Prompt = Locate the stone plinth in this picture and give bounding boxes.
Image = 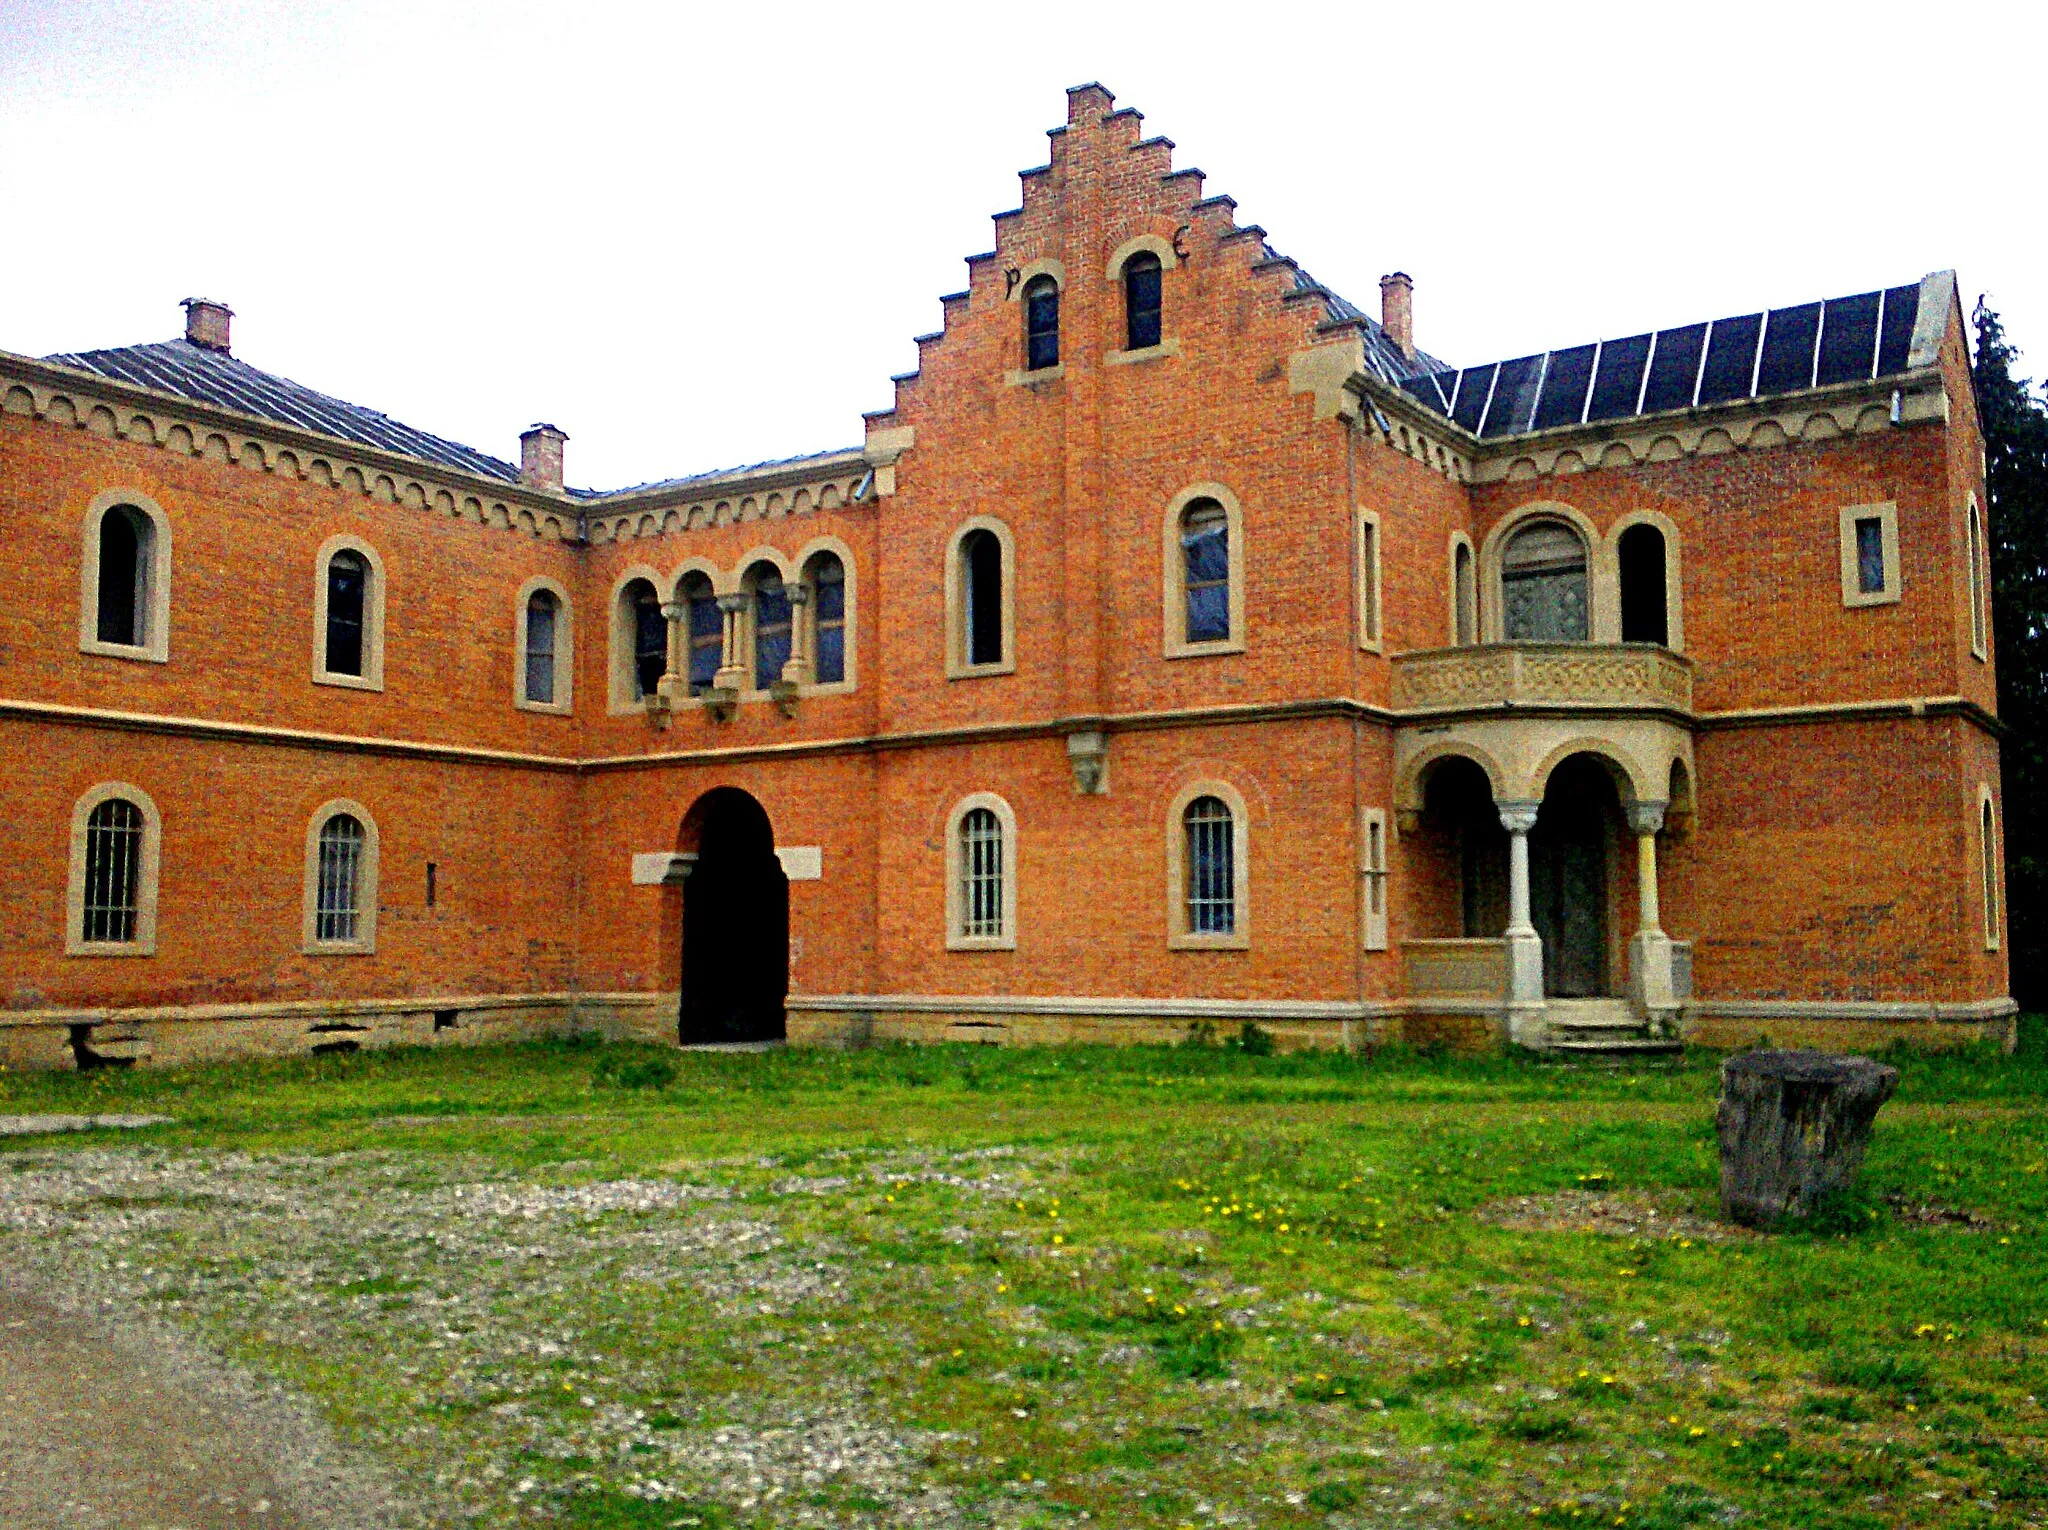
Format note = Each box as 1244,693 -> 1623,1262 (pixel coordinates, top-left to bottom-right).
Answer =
1717,1049 -> 1899,1228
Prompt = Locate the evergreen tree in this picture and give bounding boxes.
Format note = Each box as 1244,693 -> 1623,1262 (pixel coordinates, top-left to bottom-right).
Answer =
1974,301 -> 2048,1009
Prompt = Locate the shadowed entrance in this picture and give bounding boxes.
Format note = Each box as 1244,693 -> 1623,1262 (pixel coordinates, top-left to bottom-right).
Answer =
1531,755 -> 1619,998
678,788 -> 788,1045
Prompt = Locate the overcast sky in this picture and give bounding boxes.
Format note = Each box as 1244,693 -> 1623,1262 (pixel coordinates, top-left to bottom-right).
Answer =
3,1 -> 2041,491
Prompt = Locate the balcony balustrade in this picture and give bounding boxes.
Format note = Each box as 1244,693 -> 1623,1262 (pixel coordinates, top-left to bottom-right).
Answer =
1390,642 -> 1693,716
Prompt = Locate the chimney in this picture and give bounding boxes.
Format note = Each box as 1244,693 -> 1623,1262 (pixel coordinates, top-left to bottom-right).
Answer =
1379,272 -> 1414,360
182,297 -> 233,353
520,423 -> 568,493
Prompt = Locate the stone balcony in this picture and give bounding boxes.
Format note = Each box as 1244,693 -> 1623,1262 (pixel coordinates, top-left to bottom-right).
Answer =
1390,642 -> 1693,717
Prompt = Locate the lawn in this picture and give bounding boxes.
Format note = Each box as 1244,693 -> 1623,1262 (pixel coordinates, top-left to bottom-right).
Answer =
2,1025 -> 2046,1529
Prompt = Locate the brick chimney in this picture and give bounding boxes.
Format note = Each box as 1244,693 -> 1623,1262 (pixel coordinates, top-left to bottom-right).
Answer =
520,423 -> 567,493
1379,272 -> 1414,360
182,298 -> 233,353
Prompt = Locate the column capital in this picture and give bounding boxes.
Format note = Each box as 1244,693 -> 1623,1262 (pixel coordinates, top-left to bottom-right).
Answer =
716,593 -> 749,615
1497,800 -> 1541,834
1626,800 -> 1668,836
659,601 -> 686,623
785,583 -> 811,607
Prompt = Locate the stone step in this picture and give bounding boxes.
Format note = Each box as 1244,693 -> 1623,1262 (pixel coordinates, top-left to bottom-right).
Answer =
1549,1036 -> 1686,1056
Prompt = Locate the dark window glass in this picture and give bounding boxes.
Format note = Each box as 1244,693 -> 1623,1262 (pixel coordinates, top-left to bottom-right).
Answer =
1618,524 -> 1669,644
1695,314 -> 1763,405
1181,500 -> 1230,643
1450,364 -> 1497,433
1531,345 -> 1597,431
1481,355 -> 1544,437
810,557 -> 846,685
1184,796 -> 1235,935
629,580 -> 666,698
524,590 -> 557,704
1454,542 -> 1476,645
1756,303 -> 1823,396
1501,521 -> 1589,642
1876,284 -> 1920,377
753,571 -> 791,690
1584,334 -> 1653,422
1124,253 -> 1163,351
684,577 -> 722,692
1856,517 -> 1886,594
81,797 -> 143,943
96,506 -> 145,646
1024,276 -> 1060,371
1640,324 -> 1707,413
325,550 -> 367,677
1815,291 -> 1882,386
963,530 -> 1003,665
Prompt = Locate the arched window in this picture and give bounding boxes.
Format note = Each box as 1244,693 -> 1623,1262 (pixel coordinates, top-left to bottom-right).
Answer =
806,553 -> 847,685
960,808 -> 1004,937
945,793 -> 1018,950
1982,792 -> 2002,950
681,573 -> 722,694
1969,497 -> 1988,660
1124,252 -> 1163,351
1181,499 -> 1231,644
1024,276 -> 1060,371
66,783 -> 161,955
523,589 -> 559,705
1501,520 -> 1589,642
626,578 -> 667,699
95,505 -> 150,647
1617,523 -> 1669,645
1453,538 -> 1477,645
963,529 -> 1004,667
749,564 -> 792,690
304,800 -> 378,953
324,550 -> 368,676
1183,796 -> 1236,935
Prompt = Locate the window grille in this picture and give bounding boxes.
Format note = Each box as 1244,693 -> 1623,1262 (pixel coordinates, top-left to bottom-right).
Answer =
1181,500 -> 1231,643
1855,516 -> 1886,596
753,573 -> 792,689
96,506 -> 147,646
810,557 -> 846,684
315,813 -> 365,943
959,807 -> 1005,938
325,550 -> 368,676
1024,276 -> 1060,371
524,589 -> 558,704
629,582 -> 666,698
963,530 -> 1003,665
1124,253 -> 1163,351
81,797 -> 143,943
1502,521 -> 1589,642
1183,795 -> 1235,935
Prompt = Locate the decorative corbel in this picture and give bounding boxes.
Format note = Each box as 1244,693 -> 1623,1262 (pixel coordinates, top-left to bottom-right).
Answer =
862,425 -> 916,498
1065,730 -> 1110,795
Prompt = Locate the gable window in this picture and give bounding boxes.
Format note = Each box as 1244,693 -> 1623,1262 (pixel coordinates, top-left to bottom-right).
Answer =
66,783 -> 162,956
681,573 -> 722,693
313,536 -> 386,689
304,800 -> 378,954
1124,252 -> 1163,351
1501,520 -> 1589,642
1452,537 -> 1477,645
1024,276 -> 1060,371
945,793 -> 1018,950
749,564 -> 792,690
522,589 -> 559,705
807,553 -> 847,685
1618,523 -> 1669,645
80,492 -> 172,663
1183,500 -> 1231,643
1838,501 -> 1901,607
1968,496 -> 1988,660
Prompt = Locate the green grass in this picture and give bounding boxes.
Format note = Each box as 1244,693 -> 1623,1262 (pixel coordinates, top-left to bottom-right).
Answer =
4,1023 -> 2048,1526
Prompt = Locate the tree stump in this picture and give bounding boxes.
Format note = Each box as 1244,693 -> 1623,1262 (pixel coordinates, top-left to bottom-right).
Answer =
1717,1050 -> 1899,1229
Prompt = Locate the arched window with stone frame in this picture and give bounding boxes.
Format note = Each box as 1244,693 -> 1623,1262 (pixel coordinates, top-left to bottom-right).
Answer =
303,799 -> 379,955
746,561 -> 793,691
803,550 -> 848,687
515,576 -> 573,713
1166,781 -> 1250,949
944,793 -> 1018,951
1123,251 -> 1163,352
66,782 -> 162,956
312,535 -> 387,690
79,491 -> 173,664
1023,276 -> 1060,371
1501,519 -> 1590,642
679,572 -> 722,695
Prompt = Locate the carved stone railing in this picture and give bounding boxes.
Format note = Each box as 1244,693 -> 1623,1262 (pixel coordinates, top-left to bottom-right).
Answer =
1391,643 -> 1693,716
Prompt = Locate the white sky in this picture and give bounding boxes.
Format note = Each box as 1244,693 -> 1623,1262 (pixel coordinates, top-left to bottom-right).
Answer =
3,0 -> 2042,492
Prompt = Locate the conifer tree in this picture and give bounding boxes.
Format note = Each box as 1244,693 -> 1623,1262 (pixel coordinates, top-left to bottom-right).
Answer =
1973,301 -> 2048,1009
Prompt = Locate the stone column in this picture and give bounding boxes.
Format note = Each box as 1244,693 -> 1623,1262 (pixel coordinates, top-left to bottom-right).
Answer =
1626,800 -> 1679,1036
714,593 -> 749,693
780,583 -> 812,687
655,600 -> 688,704
1497,800 -> 1546,1046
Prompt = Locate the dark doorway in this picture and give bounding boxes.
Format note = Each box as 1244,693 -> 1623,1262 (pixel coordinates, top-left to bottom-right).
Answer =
679,788 -> 788,1044
1618,523 -> 1669,644
1530,757 -> 1616,996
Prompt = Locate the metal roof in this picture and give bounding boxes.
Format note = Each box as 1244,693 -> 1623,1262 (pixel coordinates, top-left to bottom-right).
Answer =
42,337 -> 524,484
1268,247 -> 1456,385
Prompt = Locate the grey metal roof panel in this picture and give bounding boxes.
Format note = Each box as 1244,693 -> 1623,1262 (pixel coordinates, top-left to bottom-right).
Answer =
41,337 -> 523,484
590,447 -> 867,503
1257,242 -> 1453,385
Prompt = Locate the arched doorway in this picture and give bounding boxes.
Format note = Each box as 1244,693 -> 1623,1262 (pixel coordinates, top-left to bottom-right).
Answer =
677,787 -> 788,1044
1530,756 -> 1621,997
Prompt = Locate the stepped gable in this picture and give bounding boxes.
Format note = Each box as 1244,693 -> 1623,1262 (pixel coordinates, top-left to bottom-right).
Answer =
866,82 -> 1451,424
1398,276 -> 1947,440
45,334 -> 522,484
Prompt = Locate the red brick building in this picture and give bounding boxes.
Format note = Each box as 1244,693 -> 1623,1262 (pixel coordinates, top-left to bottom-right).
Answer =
0,86 -> 2012,1068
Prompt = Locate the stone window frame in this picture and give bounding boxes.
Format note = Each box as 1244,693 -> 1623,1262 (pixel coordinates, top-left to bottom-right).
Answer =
513,574 -> 574,715
64,781 -> 162,958
1477,502 -> 1604,643
1361,806 -> 1389,952
302,797 -> 379,956
1601,509 -> 1685,652
945,515 -> 1017,679
1838,501 -> 1901,608
1355,509 -> 1384,652
77,489 -> 173,664
1165,779 -> 1250,951
1448,532 -> 1478,646
1967,493 -> 1988,661
794,536 -> 859,695
1161,482 -> 1248,660
735,548 -> 800,700
1104,235 -> 1183,366
606,563 -> 671,714
1980,784 -> 2002,952
1003,257 -> 1066,386
944,791 -> 1019,951
311,533 -> 387,691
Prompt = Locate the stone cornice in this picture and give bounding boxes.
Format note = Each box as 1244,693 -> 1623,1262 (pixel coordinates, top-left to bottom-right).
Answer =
0,350 -> 582,544
584,449 -> 875,546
